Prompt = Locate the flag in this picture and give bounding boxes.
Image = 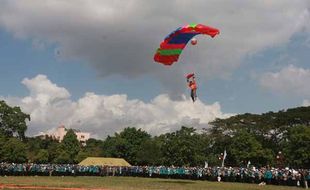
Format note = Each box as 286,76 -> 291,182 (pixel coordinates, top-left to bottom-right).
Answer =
204,161 -> 208,168
221,149 -> 227,167
223,150 -> 227,160
247,160 -> 251,168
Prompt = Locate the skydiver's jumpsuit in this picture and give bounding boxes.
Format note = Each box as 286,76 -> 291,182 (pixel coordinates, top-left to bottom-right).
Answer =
188,79 -> 197,102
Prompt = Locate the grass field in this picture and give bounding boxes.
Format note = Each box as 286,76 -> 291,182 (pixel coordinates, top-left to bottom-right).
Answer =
0,176 -> 301,190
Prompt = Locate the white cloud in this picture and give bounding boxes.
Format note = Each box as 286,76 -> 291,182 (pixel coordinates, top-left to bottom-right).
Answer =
3,75 -> 233,138
0,0 -> 309,96
260,65 -> 310,98
22,74 -> 70,101
302,99 -> 310,106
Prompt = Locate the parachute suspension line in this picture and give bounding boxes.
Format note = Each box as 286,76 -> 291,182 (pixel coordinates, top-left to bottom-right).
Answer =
187,38 -> 196,77
153,23 -> 220,102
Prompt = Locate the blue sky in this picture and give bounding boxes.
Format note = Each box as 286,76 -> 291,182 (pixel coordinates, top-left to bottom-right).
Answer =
0,29 -> 162,101
0,1 -> 310,137
1,29 -> 309,113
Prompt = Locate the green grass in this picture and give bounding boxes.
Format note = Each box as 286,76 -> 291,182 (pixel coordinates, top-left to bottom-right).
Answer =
0,176 -> 301,190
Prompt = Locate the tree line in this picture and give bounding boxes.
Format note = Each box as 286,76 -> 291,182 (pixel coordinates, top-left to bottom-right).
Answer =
0,100 -> 309,168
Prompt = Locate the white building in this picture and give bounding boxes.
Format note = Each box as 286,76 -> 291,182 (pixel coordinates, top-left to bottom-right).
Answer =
47,125 -> 90,145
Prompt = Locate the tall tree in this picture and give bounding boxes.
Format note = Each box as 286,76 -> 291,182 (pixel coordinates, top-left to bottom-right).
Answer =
55,129 -> 81,163
26,136 -> 60,163
0,137 -> 27,163
33,149 -> 49,164
282,125 -> 310,168
136,138 -> 163,165
0,100 -> 30,139
75,138 -> 105,163
228,130 -> 274,166
83,138 -> 104,156
102,127 -> 151,165
160,126 -> 208,167
0,133 -> 7,160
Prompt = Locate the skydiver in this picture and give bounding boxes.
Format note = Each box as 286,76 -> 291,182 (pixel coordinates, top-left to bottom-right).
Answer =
187,74 -> 197,102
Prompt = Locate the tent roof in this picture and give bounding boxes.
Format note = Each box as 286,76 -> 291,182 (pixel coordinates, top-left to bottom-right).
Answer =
78,157 -> 131,167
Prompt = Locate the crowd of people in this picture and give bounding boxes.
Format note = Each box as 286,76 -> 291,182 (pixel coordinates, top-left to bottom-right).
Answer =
0,163 -> 309,188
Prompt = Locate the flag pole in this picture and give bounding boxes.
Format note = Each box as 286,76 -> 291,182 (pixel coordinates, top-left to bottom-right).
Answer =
221,149 -> 227,168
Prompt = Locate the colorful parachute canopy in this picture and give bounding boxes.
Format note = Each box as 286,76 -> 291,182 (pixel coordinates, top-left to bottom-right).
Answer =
154,23 -> 220,65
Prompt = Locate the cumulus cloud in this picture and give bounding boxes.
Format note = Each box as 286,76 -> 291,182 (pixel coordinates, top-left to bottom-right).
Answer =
2,75 -> 233,138
0,0 -> 310,96
260,65 -> 310,98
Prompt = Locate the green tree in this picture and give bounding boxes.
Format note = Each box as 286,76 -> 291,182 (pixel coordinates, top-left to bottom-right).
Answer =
33,149 -> 49,164
54,150 -> 71,164
102,135 -> 126,158
282,125 -> 310,168
1,137 -> 27,163
136,138 -> 162,165
25,136 -> 60,163
207,106 -> 310,167
75,150 -> 90,163
160,126 -> 208,167
59,129 -> 81,163
0,100 -> 30,139
102,127 -> 151,165
0,133 -> 7,161
228,130 -> 274,166
26,136 -> 44,162
49,142 -> 62,163
205,127 -> 232,166
73,138 -> 105,163
83,138 -> 104,156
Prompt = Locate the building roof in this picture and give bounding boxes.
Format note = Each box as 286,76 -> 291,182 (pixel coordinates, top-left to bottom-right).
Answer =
78,157 -> 131,167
